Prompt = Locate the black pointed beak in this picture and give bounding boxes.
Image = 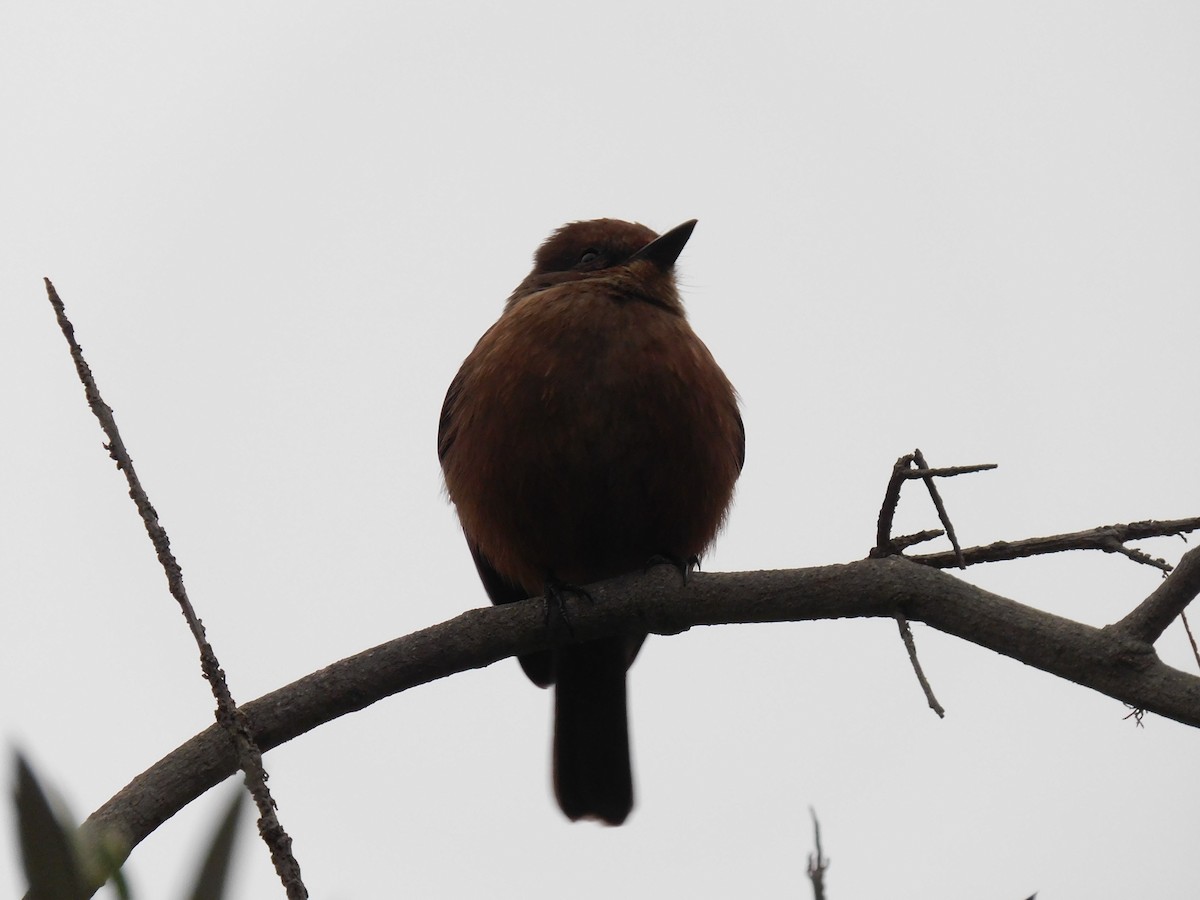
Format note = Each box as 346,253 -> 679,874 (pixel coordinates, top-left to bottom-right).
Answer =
629,219 -> 697,270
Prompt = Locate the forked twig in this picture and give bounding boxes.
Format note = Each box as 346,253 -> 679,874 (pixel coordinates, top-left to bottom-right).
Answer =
872,450 -> 989,717
44,279 -> 307,900
873,450 -> 996,566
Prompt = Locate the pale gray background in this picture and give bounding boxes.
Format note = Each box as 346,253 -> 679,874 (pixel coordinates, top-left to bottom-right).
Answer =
3,3 -> 1198,897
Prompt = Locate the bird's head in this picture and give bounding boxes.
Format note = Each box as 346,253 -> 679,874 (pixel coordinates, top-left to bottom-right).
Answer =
507,218 -> 697,314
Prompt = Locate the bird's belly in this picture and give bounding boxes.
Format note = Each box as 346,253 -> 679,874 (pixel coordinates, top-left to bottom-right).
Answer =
465,365 -> 723,590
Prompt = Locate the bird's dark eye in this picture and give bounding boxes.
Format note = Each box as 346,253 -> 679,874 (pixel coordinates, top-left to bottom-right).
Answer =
579,248 -> 600,266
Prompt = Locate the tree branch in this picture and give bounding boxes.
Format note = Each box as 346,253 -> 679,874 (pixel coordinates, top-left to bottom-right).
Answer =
909,518 -> 1200,569
1114,546 -> 1200,643
79,556 -> 1200,892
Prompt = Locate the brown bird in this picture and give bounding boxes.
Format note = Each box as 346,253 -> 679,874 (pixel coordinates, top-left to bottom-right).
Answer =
438,218 -> 743,825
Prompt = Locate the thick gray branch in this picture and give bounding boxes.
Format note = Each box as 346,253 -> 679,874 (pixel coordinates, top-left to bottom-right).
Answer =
80,558 -> 1200,886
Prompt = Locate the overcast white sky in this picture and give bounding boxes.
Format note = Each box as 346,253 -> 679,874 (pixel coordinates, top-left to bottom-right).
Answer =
3,3 -> 1199,897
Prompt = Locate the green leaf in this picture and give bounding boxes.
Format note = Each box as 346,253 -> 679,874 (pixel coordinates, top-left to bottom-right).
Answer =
185,788 -> 246,900
14,752 -> 88,900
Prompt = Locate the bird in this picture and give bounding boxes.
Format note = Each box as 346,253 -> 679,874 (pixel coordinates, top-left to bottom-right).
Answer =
438,217 -> 743,825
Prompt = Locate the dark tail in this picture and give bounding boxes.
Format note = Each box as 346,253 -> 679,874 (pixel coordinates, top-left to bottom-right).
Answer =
552,637 -> 634,825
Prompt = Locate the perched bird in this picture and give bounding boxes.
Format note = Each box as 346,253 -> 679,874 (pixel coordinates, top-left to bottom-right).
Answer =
438,218 -> 743,825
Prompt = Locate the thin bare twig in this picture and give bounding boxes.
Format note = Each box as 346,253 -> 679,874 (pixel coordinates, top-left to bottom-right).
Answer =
1181,612 -> 1200,671
44,279 -> 307,900
900,464 -> 999,479
896,613 -> 945,718
1108,543 -> 1172,572
891,529 -> 945,551
807,807 -> 828,900
910,518 -> 1200,570
874,453 -> 915,553
912,449 -> 968,569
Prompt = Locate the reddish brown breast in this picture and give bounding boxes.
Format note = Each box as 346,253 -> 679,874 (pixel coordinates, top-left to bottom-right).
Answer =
441,278 -> 742,593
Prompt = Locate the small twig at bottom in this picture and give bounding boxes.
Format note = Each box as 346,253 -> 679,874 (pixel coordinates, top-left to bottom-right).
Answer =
896,613 -> 945,718
807,807 -> 829,900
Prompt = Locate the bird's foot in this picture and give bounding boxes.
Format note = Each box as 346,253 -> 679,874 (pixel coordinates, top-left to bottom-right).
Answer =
642,553 -> 699,584
542,575 -> 594,639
